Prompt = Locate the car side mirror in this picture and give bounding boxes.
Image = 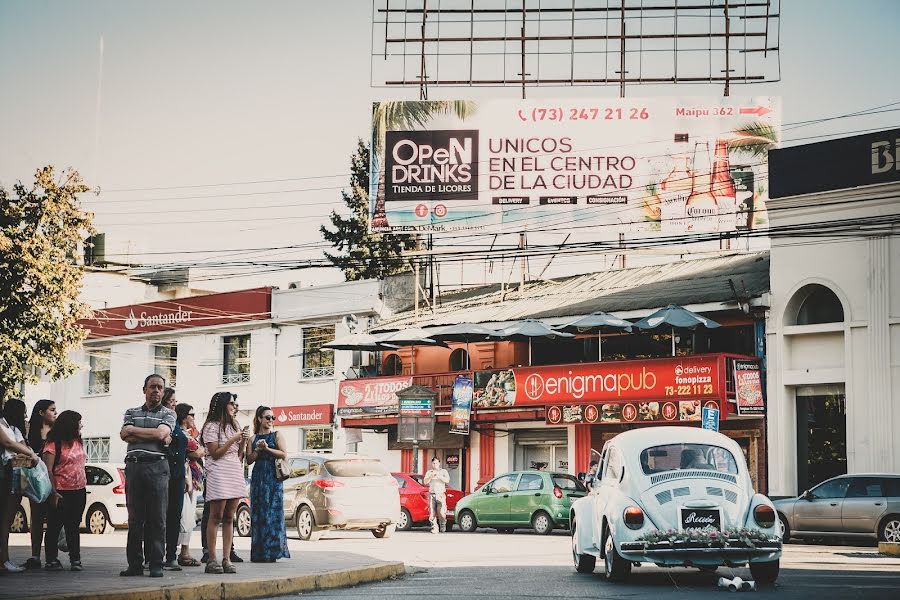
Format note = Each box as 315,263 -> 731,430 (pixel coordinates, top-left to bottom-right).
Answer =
801,490 -> 811,500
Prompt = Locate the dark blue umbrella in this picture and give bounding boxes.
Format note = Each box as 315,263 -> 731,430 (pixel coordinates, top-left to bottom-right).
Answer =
489,320 -> 574,364
633,304 -> 721,356
553,312 -> 633,361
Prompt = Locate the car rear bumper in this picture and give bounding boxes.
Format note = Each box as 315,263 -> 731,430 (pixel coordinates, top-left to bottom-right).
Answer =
619,542 -> 781,566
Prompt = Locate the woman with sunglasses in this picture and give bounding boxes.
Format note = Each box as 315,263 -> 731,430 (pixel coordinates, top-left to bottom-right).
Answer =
245,407 -> 289,563
200,392 -> 249,574
174,403 -> 204,567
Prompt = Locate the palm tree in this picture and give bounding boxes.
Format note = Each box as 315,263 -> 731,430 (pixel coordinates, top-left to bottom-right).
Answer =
370,100 -> 478,230
728,121 -> 779,162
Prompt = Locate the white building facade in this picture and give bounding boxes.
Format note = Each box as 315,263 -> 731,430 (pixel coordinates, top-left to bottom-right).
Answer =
766,128 -> 900,496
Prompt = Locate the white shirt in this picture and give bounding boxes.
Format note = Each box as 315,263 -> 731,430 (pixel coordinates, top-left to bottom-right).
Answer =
0,418 -> 25,464
424,468 -> 450,496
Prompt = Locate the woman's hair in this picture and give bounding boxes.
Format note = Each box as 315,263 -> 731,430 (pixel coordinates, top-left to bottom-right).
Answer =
27,399 -> 55,449
200,391 -> 238,442
253,405 -> 272,434
47,410 -> 82,445
162,387 -> 176,406
175,403 -> 193,426
2,398 -> 28,440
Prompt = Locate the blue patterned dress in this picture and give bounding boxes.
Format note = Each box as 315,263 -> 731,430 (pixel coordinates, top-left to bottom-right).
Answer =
250,432 -> 290,561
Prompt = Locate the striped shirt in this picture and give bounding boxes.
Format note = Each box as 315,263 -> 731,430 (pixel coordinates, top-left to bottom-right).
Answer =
122,403 -> 176,459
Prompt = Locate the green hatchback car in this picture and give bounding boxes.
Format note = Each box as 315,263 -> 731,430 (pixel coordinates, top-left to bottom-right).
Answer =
455,471 -> 587,535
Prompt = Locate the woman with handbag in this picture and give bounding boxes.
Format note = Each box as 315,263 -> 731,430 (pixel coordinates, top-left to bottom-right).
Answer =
246,406 -> 289,563
42,410 -> 87,572
21,399 -> 57,570
0,399 -> 39,575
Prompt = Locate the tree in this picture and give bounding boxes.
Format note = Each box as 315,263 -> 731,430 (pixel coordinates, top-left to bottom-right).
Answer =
320,140 -> 417,281
0,166 -> 95,402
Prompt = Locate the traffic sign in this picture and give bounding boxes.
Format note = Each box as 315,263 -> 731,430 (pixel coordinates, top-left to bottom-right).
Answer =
701,406 -> 720,432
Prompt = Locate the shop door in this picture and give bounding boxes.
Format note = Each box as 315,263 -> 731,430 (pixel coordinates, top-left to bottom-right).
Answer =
796,390 -> 847,493
508,473 -> 546,526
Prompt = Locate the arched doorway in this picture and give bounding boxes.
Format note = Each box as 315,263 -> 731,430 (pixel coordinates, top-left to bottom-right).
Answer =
383,353 -> 403,376
449,348 -> 470,371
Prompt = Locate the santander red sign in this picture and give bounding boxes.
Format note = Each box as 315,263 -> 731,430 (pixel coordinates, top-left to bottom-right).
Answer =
274,404 -> 333,427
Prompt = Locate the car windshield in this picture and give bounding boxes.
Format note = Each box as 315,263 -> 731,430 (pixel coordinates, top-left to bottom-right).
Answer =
325,459 -> 389,477
409,474 -> 424,485
639,443 -> 739,475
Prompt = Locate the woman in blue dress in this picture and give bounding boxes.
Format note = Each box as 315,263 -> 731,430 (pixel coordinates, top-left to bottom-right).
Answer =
246,406 -> 290,563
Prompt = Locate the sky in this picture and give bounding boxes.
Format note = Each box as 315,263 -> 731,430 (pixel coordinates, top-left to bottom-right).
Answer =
1,0 -> 899,294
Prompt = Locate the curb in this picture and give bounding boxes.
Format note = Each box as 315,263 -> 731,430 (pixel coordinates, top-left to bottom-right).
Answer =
19,562 -> 406,600
879,542 -> 900,557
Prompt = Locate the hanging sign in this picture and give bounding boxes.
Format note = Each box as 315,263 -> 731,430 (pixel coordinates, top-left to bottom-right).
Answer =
734,359 -> 765,415
337,376 -> 413,416
701,406 -> 720,431
449,375 -> 474,435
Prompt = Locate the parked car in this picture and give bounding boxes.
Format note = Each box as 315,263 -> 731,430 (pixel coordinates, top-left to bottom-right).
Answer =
774,474 -> 900,543
570,427 -> 782,584
283,454 -> 399,541
12,463 -> 128,535
392,472 -> 465,531
454,470 -> 586,535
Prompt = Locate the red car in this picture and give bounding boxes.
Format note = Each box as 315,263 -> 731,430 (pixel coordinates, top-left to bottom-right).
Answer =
392,472 -> 465,531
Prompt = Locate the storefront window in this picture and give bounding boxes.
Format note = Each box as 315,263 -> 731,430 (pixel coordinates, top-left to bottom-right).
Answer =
87,349 -> 111,395
302,428 -> 333,451
222,335 -> 251,384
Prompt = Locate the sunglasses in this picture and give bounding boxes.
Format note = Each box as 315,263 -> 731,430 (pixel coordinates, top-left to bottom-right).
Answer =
262,415 -> 275,421
188,413 -> 195,417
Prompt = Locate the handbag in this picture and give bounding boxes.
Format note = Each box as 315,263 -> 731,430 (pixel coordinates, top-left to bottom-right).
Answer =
272,432 -> 292,481
18,460 -> 52,503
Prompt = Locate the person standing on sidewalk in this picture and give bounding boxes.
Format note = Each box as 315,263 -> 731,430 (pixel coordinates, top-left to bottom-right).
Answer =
201,392 -> 248,575
246,406 -> 289,563
161,388 -> 187,572
423,457 -> 450,534
175,402 -> 204,567
119,374 -> 176,578
584,461 -> 599,493
1,399 -> 39,575
42,410 -> 87,572
21,399 -> 56,570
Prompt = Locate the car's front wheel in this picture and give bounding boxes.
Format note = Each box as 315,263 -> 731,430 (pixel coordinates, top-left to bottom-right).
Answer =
235,504 -> 251,537
532,510 -> 553,535
749,559 -> 780,585
397,508 -> 412,531
86,504 -> 109,534
458,510 -> 477,533
603,531 -> 631,582
296,506 -> 317,541
372,524 -> 396,539
571,519 -> 596,573
878,514 -> 900,543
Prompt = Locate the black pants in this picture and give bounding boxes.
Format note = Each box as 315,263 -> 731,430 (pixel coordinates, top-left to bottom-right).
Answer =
201,499 -> 209,552
46,488 -> 86,563
125,459 -> 169,569
165,475 -> 185,563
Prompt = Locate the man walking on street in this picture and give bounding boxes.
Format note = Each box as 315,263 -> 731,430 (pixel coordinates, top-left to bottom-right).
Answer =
119,374 -> 176,578
423,457 -> 450,534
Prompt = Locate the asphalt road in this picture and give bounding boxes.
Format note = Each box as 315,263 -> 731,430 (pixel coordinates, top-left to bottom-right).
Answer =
259,528 -> 900,600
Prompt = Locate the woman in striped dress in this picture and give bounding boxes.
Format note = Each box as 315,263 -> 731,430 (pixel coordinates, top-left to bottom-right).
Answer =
200,392 -> 248,575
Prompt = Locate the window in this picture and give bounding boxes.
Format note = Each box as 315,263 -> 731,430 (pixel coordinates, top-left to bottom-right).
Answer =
639,444 -> 738,475
383,354 -> 403,375
87,349 -> 111,395
489,474 -> 517,494
883,478 -> 900,498
552,475 -> 586,492
85,466 -> 113,486
301,326 -> 335,379
517,473 -> 544,491
846,477 -> 883,498
393,475 -> 407,489
83,437 -> 110,462
222,335 -> 251,384
154,342 -> 177,388
604,448 -> 624,482
449,348 -> 470,371
288,458 -> 310,477
797,285 -> 844,325
302,428 -> 333,451
810,477 -> 850,499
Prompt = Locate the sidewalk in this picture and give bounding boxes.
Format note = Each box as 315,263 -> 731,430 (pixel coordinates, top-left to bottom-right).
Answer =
2,541 -> 404,600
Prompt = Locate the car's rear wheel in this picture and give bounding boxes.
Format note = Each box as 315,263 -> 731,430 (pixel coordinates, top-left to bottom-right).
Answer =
458,510 -> 477,533
235,504 -> 251,537
571,520 -> 596,573
532,510 -> 553,535
879,514 -> 900,543
86,504 -> 109,534
372,524 -> 396,539
397,508 -> 413,531
603,531 -> 631,582
296,506 -> 317,541
11,506 -> 28,534
777,513 -> 791,543
749,559 -> 780,585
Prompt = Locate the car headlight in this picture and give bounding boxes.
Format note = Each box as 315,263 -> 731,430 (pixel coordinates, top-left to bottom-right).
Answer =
753,504 -> 776,529
623,506 -> 645,530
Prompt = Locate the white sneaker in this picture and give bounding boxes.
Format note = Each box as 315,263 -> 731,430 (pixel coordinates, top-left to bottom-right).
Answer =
3,560 -> 25,573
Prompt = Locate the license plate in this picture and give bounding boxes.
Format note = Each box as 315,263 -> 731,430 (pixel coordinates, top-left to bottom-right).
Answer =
680,508 -> 721,531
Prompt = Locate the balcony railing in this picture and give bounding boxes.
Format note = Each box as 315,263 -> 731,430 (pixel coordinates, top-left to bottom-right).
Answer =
221,372 -> 251,385
411,371 -> 474,410
301,366 -> 335,380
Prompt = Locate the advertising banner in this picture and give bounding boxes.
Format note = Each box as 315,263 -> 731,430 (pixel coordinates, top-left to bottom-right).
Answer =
546,400 -> 723,425
734,359 -> 765,415
337,376 -> 413,416
370,97 -> 779,234
449,375 -> 474,435
273,404 -> 333,427
475,355 -> 720,409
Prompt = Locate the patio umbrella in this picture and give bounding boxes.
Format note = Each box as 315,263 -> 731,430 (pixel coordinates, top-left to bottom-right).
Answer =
489,319 -> 574,365
376,327 -> 450,374
633,304 -> 721,357
320,332 -> 398,352
428,323 -> 499,369
553,311 -> 633,361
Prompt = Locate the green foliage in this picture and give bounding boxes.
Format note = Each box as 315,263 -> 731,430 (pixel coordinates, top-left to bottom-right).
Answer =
320,140 -> 417,281
728,121 -> 780,162
0,166 -> 95,401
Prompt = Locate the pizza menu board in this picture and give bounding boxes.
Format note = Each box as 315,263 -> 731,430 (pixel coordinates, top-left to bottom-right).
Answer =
546,400 -> 724,425
734,359 -> 765,415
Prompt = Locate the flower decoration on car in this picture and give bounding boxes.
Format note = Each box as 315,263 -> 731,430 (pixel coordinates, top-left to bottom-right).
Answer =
635,526 -> 779,549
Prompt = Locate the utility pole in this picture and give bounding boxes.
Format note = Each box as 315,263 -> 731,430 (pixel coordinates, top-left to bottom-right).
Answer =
519,232 -> 527,292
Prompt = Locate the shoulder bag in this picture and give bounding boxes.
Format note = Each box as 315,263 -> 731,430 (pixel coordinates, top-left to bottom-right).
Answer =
272,432 -> 292,481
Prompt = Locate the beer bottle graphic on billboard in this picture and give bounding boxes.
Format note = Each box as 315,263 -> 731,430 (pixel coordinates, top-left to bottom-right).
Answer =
685,141 -> 718,233
660,133 -> 692,234
712,138 -> 737,234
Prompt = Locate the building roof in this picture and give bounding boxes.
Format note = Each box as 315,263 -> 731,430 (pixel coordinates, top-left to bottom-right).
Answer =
373,252 -> 769,332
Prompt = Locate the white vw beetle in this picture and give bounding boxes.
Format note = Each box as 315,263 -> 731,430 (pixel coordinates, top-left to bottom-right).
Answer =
571,427 -> 781,584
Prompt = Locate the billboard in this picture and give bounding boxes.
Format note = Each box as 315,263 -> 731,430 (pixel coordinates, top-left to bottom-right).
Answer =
337,376 -> 413,416
370,97 -> 779,234
734,359 -> 765,415
449,375 -> 474,435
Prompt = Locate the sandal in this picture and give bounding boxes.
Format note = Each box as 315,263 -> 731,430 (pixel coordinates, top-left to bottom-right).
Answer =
222,560 -> 237,574
205,560 -> 223,574
178,557 -> 201,567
